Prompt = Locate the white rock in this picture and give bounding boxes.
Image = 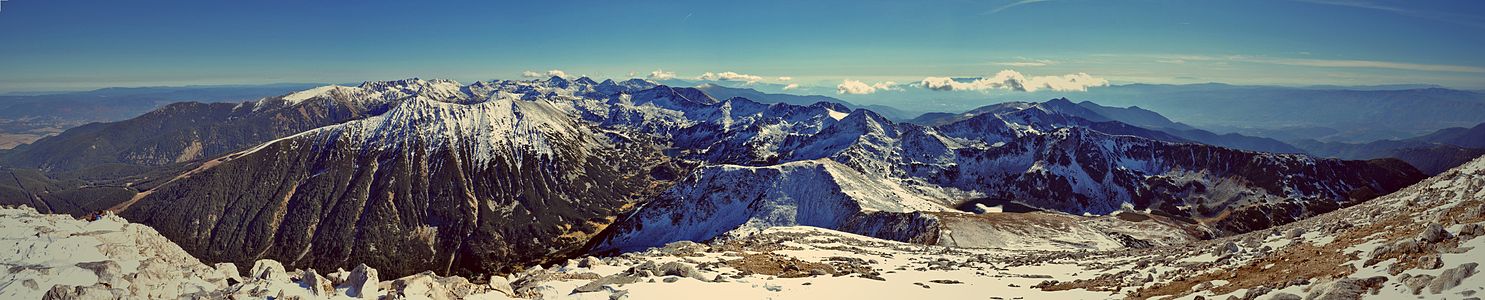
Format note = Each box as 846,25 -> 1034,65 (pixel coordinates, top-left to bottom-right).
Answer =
250,260 -> 287,281
344,263 -> 381,298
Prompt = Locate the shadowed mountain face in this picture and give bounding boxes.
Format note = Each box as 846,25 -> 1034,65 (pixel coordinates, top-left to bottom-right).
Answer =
53,78 -> 1426,280
119,93 -> 677,278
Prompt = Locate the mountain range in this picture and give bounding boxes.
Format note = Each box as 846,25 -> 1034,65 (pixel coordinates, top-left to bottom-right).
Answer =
1291,122 -> 1485,174
0,77 -> 1433,280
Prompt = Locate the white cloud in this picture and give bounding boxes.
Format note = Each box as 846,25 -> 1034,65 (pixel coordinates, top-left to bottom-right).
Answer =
627,71 -> 637,77
919,70 -> 1109,92
836,80 -> 900,95
648,69 -> 677,80
782,83 -> 799,91
523,69 -> 568,78
778,76 -> 793,81
697,71 -> 765,84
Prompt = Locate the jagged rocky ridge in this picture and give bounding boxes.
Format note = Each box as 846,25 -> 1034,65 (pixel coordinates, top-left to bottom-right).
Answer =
95,77 -> 1421,280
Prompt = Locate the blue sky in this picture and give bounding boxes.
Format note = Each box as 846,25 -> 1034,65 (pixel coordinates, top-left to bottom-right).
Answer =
1,0 -> 1483,93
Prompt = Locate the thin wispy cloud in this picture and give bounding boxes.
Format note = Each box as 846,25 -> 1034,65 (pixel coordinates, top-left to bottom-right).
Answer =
1168,55 -> 1485,73
986,0 -> 1053,14
995,59 -> 1057,67
1294,0 -> 1485,29
522,70 -> 568,78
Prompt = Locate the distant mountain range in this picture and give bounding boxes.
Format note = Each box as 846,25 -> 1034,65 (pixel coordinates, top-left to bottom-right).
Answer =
907,98 -> 1305,154
692,84 -> 917,120
1081,84 -> 1485,142
0,84 -> 323,150
1292,122 -> 1485,174
0,84 -> 322,123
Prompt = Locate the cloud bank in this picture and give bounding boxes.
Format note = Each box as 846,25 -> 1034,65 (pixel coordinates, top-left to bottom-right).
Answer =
919,70 -> 1108,92
648,69 -> 677,80
697,71 -> 765,84
522,69 -> 568,78
837,80 -> 900,95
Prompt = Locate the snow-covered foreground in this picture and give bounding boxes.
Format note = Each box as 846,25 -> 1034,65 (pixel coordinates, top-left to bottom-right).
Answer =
3,156 -> 1484,299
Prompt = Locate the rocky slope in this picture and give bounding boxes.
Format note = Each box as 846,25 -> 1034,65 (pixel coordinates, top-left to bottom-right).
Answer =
4,153 -> 1481,299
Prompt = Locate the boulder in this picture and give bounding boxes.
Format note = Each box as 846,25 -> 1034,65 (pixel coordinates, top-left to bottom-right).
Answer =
487,275 -> 514,297
213,263 -> 241,284
1429,263 -> 1479,294
579,256 -> 604,268
302,268 -> 334,297
1268,292 -> 1301,300
250,260 -> 287,281
1458,223 -> 1484,241
656,262 -> 706,281
74,261 -> 125,289
574,274 -> 642,293
1309,276 -> 1386,300
1419,223 -> 1451,243
389,273 -> 457,300
42,284 -> 119,300
343,263 -> 380,298
1418,254 -> 1444,270
1403,274 -> 1436,295
1213,242 -> 1240,257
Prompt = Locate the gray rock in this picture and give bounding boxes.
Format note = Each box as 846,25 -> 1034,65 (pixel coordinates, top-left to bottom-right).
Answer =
1404,274 -> 1436,295
574,274 -> 642,293
1420,223 -> 1452,243
579,256 -> 604,268
1287,228 -> 1305,239
655,262 -> 705,281
1242,285 -> 1272,299
343,263 -> 380,298
1459,223 -> 1484,241
609,289 -> 630,300
1267,293 -> 1301,300
1418,254 -> 1444,270
1310,276 -> 1387,300
1214,241 -> 1240,257
1429,263 -> 1478,294
74,261 -> 124,289
42,284 -> 118,300
662,277 -> 679,283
